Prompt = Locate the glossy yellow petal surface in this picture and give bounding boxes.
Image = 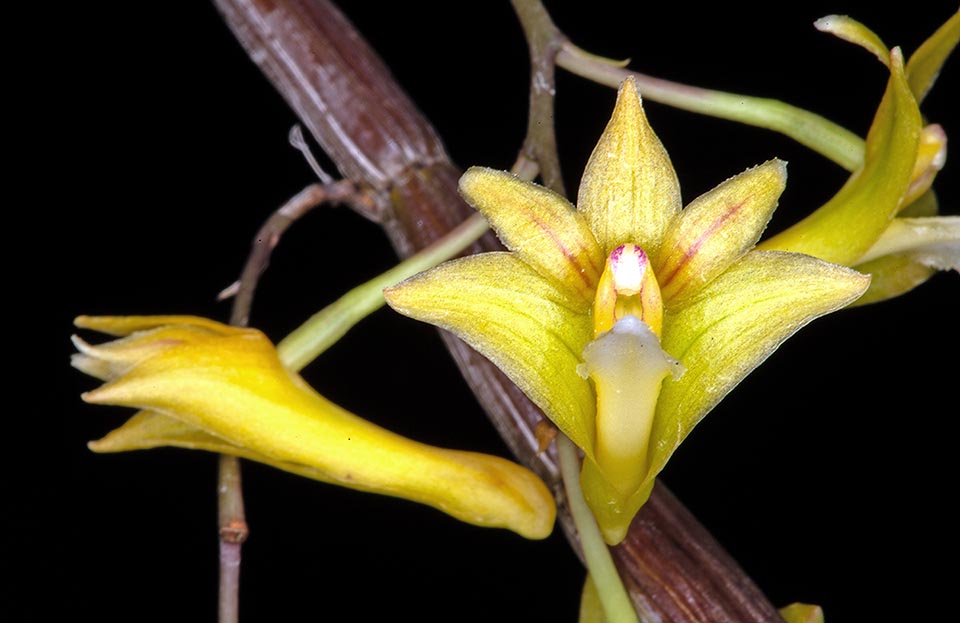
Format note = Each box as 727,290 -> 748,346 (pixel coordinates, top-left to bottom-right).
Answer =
653,252 -> 870,474
905,9 -> 960,103
459,167 -> 604,308
385,253 -> 596,454
657,159 -> 787,309
759,49 -> 922,265
577,77 -> 681,258
76,318 -> 556,539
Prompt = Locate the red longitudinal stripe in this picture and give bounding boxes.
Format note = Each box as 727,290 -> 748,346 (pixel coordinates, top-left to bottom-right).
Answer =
519,205 -> 600,291
657,199 -> 747,291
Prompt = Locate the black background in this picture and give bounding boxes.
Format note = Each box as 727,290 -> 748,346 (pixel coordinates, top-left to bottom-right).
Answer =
10,1 -> 958,621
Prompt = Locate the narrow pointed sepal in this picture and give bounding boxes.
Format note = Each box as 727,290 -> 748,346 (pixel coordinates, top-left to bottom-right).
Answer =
88,410 -> 230,453
385,253 -> 597,454
74,314 -> 245,337
657,159 -> 787,309
459,167 -> 604,308
905,10 -> 960,103
653,252 -> 870,474
577,77 -> 681,258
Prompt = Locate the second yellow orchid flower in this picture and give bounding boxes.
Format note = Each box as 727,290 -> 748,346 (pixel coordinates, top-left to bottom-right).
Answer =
72,315 -> 556,539
760,12 -> 959,303
385,78 -> 869,544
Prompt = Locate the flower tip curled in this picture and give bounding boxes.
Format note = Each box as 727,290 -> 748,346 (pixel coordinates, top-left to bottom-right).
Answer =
812,14 -> 838,31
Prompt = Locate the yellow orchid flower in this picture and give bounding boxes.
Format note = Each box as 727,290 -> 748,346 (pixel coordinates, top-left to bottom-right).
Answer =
384,77 -> 869,545
760,12 -> 959,303
71,314 -> 555,540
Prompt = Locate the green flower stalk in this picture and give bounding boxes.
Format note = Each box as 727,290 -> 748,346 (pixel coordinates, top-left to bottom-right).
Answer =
385,78 -> 870,545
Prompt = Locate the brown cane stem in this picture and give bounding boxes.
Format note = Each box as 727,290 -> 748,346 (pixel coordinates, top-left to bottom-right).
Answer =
216,455 -> 247,623
511,0 -> 567,195
216,172 -> 374,622
211,1 -> 790,620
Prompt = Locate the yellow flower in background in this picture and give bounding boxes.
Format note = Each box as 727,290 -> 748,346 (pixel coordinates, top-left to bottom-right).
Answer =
760,12 -> 959,303
779,603 -> 825,623
72,315 -> 555,540
385,78 -> 869,545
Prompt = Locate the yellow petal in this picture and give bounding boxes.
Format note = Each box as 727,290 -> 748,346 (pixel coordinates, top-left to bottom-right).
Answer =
78,320 -> 556,539
657,159 -> 787,309
780,603 -> 825,623
75,314 -> 244,337
653,252 -> 870,476
905,9 -> 960,103
90,410 -> 434,489
759,48 -> 922,266
89,410 -> 236,453
91,411 -> 556,539
458,167 -> 604,308
71,325 -> 229,381
385,253 -> 596,454
577,77 -> 681,258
